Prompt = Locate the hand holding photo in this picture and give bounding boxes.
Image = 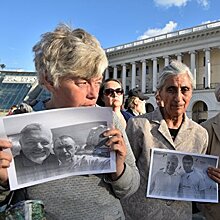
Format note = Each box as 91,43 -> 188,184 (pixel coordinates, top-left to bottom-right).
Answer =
3,107 -> 116,190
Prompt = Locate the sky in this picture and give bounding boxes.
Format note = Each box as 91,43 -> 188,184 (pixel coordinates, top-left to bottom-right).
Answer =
0,0 -> 219,71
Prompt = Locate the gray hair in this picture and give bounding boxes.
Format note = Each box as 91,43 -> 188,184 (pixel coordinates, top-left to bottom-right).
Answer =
20,123 -> 53,146
215,83 -> 220,102
33,23 -> 108,88
157,60 -> 194,91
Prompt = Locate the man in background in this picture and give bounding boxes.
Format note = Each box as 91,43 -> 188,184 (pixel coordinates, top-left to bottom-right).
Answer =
125,88 -> 149,117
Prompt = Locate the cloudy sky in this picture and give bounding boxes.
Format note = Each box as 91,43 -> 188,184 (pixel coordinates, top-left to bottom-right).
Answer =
0,0 -> 219,71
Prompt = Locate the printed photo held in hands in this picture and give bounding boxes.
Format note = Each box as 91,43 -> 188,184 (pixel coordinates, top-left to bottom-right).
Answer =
2,107 -> 116,190
147,148 -> 219,203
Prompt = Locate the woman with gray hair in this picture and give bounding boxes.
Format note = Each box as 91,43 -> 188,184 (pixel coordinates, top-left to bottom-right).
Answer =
0,24 -> 140,220
121,60 -> 208,220
198,83 -> 220,220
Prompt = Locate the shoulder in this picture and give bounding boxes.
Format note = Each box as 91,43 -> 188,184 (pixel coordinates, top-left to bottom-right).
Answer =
201,113 -> 220,129
121,110 -> 133,122
186,117 -> 208,134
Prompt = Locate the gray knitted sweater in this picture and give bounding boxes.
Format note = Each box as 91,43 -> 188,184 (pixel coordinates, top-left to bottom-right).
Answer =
19,102 -> 140,220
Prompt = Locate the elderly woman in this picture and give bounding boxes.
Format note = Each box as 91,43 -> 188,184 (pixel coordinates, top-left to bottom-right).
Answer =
121,60 -> 208,220
97,78 -> 132,128
0,24 -> 139,220
197,83 -> 220,220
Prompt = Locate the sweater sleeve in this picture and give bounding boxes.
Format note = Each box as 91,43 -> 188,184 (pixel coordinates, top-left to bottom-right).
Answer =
104,112 -> 140,199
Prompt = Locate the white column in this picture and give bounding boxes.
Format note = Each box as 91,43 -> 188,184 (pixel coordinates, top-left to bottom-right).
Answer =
204,48 -> 211,88
176,53 -> 182,62
122,64 -> 126,92
105,67 -> 109,80
189,51 -> 196,88
152,58 -> 157,92
113,65 -> 117,79
141,59 -> 146,93
131,62 -> 136,89
164,56 -> 169,66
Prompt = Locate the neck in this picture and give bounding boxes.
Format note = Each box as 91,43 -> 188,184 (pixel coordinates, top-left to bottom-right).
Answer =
161,108 -> 184,129
112,105 -> 121,113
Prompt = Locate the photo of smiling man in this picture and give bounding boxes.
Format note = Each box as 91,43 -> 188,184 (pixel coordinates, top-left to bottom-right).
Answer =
13,123 -> 59,184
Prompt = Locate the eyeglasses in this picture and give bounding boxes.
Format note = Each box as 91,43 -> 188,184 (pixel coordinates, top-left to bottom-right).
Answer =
103,88 -> 124,96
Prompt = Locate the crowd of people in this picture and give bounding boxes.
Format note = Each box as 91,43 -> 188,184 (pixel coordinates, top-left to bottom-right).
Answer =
0,23 -> 219,220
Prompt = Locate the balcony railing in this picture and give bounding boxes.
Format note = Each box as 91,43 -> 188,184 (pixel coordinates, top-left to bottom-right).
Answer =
105,20 -> 220,53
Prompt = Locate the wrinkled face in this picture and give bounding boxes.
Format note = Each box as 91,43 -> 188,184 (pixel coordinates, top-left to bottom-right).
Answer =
49,76 -> 103,108
183,159 -> 193,173
54,137 -> 77,164
102,81 -> 124,108
166,157 -> 178,175
20,129 -> 52,164
158,74 -> 192,119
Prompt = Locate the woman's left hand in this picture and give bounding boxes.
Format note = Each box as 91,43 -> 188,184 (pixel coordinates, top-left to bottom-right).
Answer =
103,128 -> 126,180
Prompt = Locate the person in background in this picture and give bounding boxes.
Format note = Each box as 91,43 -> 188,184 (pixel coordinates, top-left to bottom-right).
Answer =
121,60 -> 208,220
6,105 -> 17,116
0,24 -> 140,220
97,78 -> 132,128
125,88 -> 149,117
179,155 -> 206,199
13,103 -> 33,114
150,154 -> 181,197
197,83 -> 220,220
15,123 -> 58,184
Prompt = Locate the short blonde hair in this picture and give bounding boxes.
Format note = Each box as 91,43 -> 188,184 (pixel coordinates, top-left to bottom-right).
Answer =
33,23 -> 108,88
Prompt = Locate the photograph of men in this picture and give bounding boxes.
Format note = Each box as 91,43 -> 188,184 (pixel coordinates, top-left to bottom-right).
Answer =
179,155 -> 206,199
14,123 -> 59,184
147,149 -> 218,203
150,154 -> 181,197
54,135 -> 110,174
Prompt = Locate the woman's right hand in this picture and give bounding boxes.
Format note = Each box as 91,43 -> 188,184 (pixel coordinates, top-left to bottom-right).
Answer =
0,139 -> 12,186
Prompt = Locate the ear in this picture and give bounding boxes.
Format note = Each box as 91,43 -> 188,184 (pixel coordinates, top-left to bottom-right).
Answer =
134,98 -> 139,105
42,75 -> 56,93
155,92 -> 163,107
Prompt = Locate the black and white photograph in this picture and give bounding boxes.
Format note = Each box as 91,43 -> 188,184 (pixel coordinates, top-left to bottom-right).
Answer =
2,107 -> 116,190
147,148 -> 219,203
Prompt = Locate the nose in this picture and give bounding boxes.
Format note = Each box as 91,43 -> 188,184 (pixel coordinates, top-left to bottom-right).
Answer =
62,148 -> 68,153
36,142 -> 44,149
174,89 -> 182,102
86,83 -> 98,99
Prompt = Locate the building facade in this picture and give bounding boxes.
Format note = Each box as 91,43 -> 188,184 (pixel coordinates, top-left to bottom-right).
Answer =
105,21 -> 220,122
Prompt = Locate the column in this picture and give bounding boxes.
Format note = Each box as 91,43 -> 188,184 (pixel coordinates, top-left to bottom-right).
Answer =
141,59 -> 147,93
122,64 -> 126,91
204,48 -> 211,88
164,56 -> 169,66
176,53 -> 182,62
189,51 -> 196,88
152,58 -> 157,92
113,65 -> 117,79
131,62 -> 136,89
105,67 -> 109,80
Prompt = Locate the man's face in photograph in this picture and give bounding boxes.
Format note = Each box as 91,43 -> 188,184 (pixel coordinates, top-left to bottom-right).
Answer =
20,125 -> 53,164
166,156 -> 178,175
54,136 -> 77,164
182,159 -> 193,173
